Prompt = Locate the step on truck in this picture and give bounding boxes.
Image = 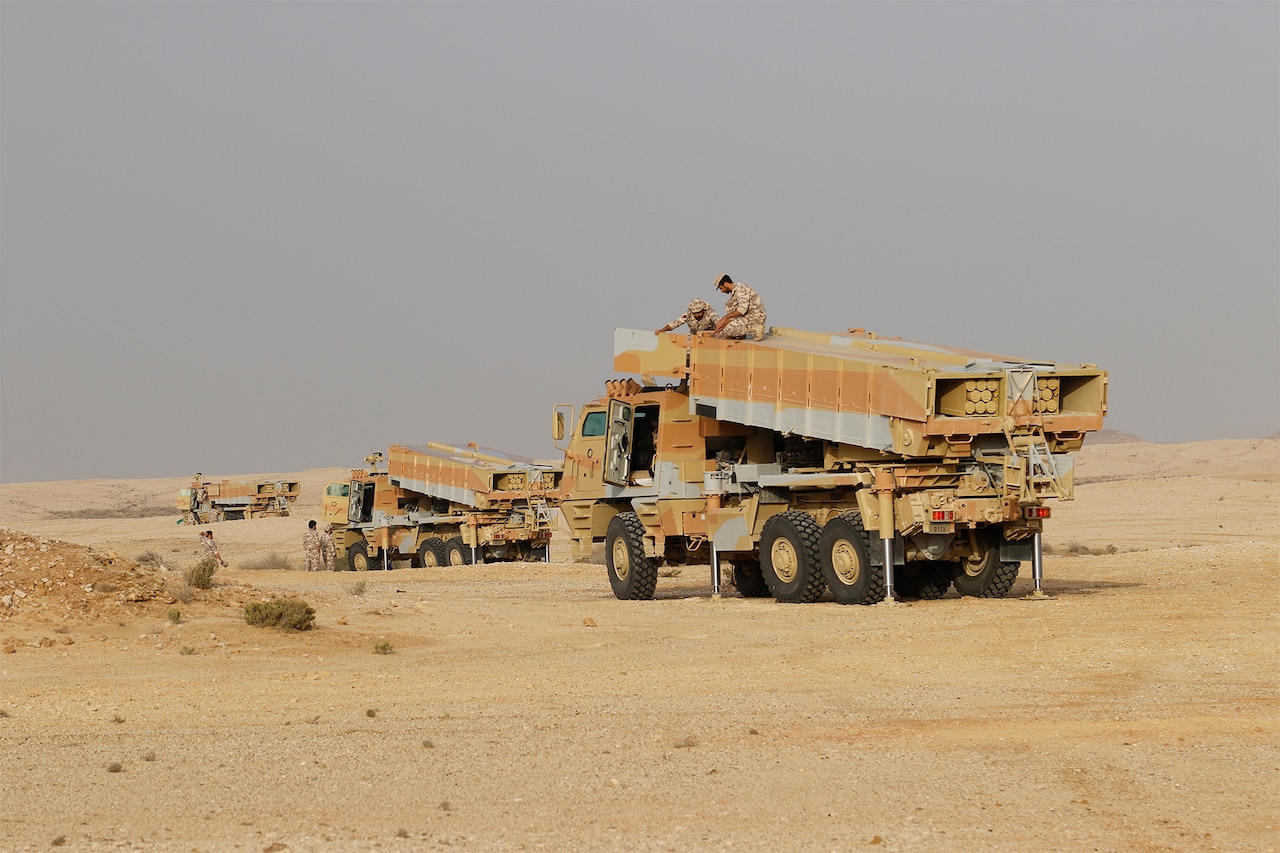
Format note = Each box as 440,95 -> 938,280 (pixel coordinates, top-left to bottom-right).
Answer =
179,476 -> 301,523
553,327 -> 1107,603
322,443 -> 562,571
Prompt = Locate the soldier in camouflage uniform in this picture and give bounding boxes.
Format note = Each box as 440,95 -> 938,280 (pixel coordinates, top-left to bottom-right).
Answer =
200,530 -> 228,567
656,298 -> 719,334
712,274 -> 767,341
320,524 -> 337,572
303,520 -> 323,572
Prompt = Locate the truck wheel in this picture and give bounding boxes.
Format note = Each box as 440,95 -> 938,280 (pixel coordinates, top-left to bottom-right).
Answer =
730,560 -> 770,598
895,561 -> 951,600
605,512 -> 658,600
953,532 -> 1020,597
761,511 -> 826,603
349,540 -> 371,572
818,512 -> 884,605
416,537 -> 447,568
444,537 -> 472,566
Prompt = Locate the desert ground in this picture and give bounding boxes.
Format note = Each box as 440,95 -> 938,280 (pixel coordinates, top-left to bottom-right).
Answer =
1,438 -> 1277,852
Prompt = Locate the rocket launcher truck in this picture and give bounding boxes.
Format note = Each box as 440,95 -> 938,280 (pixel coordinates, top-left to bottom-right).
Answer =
553,327 -> 1107,603
178,477 -> 300,523
322,442 -> 562,571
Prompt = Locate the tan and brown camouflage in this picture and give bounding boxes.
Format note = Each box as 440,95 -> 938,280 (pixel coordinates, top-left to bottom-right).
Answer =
555,326 -> 1107,603
177,478 -> 301,522
663,299 -> 718,334
715,280 -> 766,339
323,442 -> 563,571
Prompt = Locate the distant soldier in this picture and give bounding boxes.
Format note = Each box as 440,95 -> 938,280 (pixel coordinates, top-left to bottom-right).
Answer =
303,520 -> 323,572
656,298 -> 719,334
188,473 -> 206,526
320,524 -> 337,572
712,274 -> 767,341
200,530 -> 228,567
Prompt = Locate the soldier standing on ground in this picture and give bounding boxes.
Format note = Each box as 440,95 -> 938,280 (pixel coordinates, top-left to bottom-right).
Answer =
656,298 -> 719,334
711,274 -> 767,341
320,523 -> 337,572
201,529 -> 228,567
303,520 -> 323,572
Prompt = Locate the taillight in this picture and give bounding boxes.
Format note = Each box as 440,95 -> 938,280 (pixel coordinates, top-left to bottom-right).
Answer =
1025,506 -> 1051,519
930,510 -> 955,521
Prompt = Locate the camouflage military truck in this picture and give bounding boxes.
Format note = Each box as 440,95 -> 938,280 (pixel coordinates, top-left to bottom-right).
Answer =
178,476 -> 300,523
322,443 -> 562,571
553,327 -> 1107,603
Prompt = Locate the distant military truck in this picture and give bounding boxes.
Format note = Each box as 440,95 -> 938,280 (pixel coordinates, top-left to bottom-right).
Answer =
323,443 -> 562,571
553,327 -> 1107,603
179,475 -> 300,523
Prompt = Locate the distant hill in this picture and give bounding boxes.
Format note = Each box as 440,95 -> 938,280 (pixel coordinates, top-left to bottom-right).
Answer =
1088,429 -> 1147,444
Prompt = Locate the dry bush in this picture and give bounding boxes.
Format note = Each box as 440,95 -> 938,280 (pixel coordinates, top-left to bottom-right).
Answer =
374,641 -> 393,655
135,551 -> 164,568
244,598 -> 315,631
184,558 -> 218,590
170,582 -> 193,604
166,608 -> 181,623
349,580 -> 368,597
53,506 -> 176,520
241,552 -> 294,571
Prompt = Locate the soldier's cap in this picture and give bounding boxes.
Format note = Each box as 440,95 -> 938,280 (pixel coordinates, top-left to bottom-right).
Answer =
715,274 -> 733,288
688,298 -> 711,314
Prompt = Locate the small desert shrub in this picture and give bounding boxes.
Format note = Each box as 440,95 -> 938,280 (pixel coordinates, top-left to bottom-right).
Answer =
179,646 -> 196,656
171,583 -> 193,604
135,551 -> 164,568
1050,541 -> 1120,557
167,608 -> 181,623
374,641 -> 393,655
143,751 -> 156,762
184,558 -> 218,590
349,580 -> 368,596
54,506 -> 175,519
244,597 -> 315,631
241,552 -> 293,571
106,762 -> 122,773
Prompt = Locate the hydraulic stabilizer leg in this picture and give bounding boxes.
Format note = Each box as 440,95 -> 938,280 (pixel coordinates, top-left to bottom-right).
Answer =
1026,530 -> 1050,600
711,548 -> 722,598
874,469 -> 901,605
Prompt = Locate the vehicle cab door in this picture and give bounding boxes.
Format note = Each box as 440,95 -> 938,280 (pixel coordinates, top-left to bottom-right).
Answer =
603,398 -> 634,487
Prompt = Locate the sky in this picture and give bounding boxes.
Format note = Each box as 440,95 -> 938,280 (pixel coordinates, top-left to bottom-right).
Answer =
1,1 -> 1277,484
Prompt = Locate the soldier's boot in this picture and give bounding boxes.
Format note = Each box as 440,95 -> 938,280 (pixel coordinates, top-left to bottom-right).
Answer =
751,324 -> 766,341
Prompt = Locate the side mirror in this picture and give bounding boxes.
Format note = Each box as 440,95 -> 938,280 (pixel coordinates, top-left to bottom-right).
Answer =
552,410 -> 565,442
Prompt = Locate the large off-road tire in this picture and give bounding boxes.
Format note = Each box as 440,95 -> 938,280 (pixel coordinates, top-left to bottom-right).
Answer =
953,532 -> 1020,598
349,540 -> 371,573
729,559 -> 771,598
416,537 -> 447,568
818,512 -> 885,605
605,512 -> 658,600
895,561 -> 953,600
444,537 -> 472,566
760,510 -> 826,603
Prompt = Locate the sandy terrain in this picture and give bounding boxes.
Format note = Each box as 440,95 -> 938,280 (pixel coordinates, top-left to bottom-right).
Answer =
1,439 -> 1277,852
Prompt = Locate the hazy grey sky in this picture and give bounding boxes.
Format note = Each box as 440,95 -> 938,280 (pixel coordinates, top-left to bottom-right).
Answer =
2,1 -> 1277,483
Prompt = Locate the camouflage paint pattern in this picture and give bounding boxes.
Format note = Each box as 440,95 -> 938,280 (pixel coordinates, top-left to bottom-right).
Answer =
556,326 -> 1107,596
177,478 -> 301,522
325,443 -> 563,569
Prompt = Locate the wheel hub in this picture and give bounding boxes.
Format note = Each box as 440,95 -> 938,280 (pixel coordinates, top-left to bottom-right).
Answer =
830,539 -> 862,584
612,539 -> 630,581
771,539 -> 798,583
